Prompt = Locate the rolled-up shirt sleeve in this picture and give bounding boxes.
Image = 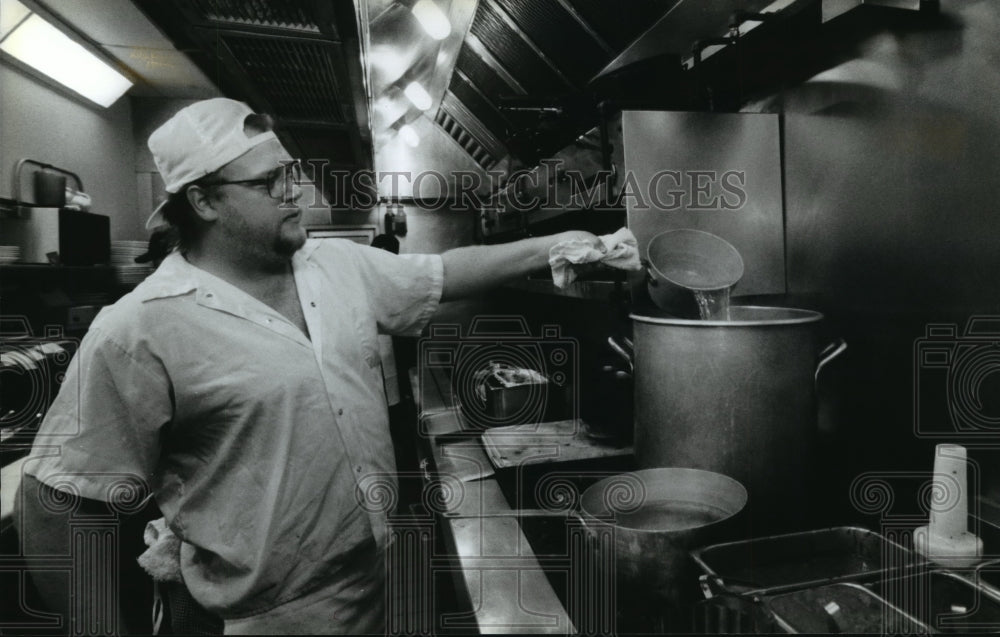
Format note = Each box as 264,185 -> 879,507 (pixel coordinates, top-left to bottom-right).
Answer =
27,327 -> 172,503
337,242 -> 444,337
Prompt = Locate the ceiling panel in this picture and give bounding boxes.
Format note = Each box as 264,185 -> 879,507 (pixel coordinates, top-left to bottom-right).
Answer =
44,0 -> 185,47
104,45 -> 221,98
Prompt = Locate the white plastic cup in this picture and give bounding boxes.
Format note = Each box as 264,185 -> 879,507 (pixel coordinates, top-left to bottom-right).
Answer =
929,444 -> 970,537
914,443 -> 983,567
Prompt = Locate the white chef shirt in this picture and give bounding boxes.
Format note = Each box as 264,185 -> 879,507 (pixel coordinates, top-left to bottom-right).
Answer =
24,238 -> 443,618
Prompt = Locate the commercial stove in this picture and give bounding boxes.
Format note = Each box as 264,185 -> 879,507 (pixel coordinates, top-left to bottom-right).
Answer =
411,365 -> 1000,634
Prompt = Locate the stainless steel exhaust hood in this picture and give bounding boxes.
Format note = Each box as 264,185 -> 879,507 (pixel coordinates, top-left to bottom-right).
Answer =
592,0 -> 926,82
592,0 -> 777,80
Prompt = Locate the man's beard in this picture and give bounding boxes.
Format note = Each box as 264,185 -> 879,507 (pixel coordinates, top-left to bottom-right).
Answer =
221,216 -> 305,269
273,225 -> 307,257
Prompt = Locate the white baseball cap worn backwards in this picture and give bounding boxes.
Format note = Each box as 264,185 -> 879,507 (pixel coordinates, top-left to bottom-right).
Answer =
146,98 -> 278,230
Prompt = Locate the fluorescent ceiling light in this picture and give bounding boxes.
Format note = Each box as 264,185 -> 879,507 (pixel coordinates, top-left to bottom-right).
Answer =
404,81 -> 432,111
411,0 -> 451,40
399,124 -> 420,148
0,0 -> 31,40
0,1 -> 132,107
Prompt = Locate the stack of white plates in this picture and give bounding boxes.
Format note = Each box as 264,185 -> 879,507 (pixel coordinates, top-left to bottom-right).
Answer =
0,246 -> 21,264
113,264 -> 154,286
110,241 -> 153,286
110,240 -> 148,266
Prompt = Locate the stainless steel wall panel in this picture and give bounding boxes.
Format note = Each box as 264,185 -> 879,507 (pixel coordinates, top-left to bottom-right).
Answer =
782,0 -> 1000,315
622,110 -> 786,299
778,0 -> 1000,505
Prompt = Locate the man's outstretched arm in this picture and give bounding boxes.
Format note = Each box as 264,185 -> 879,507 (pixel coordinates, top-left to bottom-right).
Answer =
440,231 -> 599,302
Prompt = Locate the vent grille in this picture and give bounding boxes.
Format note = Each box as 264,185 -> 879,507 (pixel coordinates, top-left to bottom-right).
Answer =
435,110 -> 497,170
457,46 -> 512,103
493,0 -> 607,85
471,1 -> 567,94
448,72 -> 509,145
182,0 -> 320,32
220,36 -> 344,122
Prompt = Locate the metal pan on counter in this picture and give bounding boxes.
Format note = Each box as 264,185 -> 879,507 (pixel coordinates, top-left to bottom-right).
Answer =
864,569 -> 1000,633
692,526 -> 925,599
761,581 -> 931,634
696,567 -> 1000,634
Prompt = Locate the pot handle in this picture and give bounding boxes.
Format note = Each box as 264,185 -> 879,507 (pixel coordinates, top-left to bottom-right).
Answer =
444,508 -> 589,528
815,338 -> 847,381
699,573 -> 721,600
607,336 -> 634,375
641,258 -> 658,287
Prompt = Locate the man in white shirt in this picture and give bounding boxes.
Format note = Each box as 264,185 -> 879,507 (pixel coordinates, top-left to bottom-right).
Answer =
17,97 -> 600,634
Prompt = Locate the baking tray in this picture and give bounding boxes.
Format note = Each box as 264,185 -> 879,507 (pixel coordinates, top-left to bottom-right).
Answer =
762,582 -> 930,634
692,526 -> 922,598
864,569 -> 1000,633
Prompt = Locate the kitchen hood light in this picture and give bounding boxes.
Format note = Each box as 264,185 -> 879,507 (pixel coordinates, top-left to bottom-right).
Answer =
399,124 -> 420,148
0,2 -> 132,108
404,81 -> 433,111
369,44 -> 410,82
411,0 -> 451,40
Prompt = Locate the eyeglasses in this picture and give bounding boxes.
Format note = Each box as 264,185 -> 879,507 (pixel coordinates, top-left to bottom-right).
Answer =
201,160 -> 303,200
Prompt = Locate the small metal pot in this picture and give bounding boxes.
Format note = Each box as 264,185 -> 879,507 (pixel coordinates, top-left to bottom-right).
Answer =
644,229 -> 744,318
577,468 -> 748,602
452,468 -> 747,625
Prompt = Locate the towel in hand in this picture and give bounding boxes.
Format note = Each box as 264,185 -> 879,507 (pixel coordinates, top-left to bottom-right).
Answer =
548,227 -> 642,288
137,517 -> 184,583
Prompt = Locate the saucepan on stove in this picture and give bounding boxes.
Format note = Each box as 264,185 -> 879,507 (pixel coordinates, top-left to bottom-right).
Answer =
454,467 -> 747,608
575,468 -> 748,603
